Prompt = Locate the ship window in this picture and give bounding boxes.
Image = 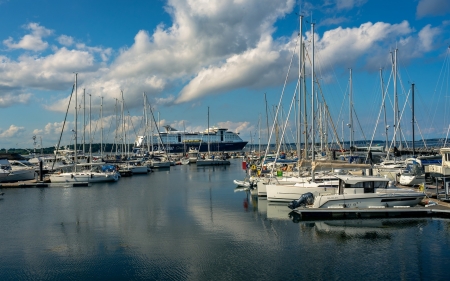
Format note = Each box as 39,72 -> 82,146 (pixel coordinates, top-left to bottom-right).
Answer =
364,181 -> 374,193
178,134 -> 181,142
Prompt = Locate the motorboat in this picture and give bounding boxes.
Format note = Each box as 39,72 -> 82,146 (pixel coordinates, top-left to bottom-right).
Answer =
0,159 -> 36,183
298,174 -> 425,209
373,159 -> 406,181
399,155 -> 442,186
264,161 -> 371,201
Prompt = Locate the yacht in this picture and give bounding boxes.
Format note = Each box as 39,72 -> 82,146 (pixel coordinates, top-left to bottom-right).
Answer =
306,174 -> 425,209
399,155 -> 441,186
0,159 -> 36,183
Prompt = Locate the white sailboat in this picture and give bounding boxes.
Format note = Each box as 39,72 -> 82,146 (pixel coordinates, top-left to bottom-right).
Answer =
49,74 -> 119,183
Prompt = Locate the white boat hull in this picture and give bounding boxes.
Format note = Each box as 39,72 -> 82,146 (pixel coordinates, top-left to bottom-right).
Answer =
313,192 -> 425,208
0,169 -> 35,183
49,172 -> 119,183
196,159 -> 230,166
266,181 -> 338,202
399,174 -> 425,186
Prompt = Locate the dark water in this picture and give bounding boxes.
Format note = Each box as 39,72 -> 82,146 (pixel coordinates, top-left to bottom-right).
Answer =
1,159 -> 450,280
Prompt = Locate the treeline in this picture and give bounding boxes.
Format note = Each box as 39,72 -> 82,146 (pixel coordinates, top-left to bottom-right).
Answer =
0,143 -> 134,155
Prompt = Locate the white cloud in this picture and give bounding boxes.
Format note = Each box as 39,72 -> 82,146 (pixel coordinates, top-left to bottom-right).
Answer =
0,125 -> 25,138
0,93 -> 31,107
335,0 -> 367,11
417,0 -> 450,19
57,35 -> 74,46
3,23 -> 52,51
418,24 -> 441,52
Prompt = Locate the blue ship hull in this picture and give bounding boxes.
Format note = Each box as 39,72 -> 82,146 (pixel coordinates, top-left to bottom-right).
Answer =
138,141 -> 248,154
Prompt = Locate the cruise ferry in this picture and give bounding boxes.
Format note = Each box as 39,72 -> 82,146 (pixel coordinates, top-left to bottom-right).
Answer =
133,125 -> 247,154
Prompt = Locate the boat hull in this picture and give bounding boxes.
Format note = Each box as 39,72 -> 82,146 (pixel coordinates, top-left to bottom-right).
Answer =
49,172 -> 119,183
0,169 -> 35,183
196,159 -> 230,166
313,193 -> 425,208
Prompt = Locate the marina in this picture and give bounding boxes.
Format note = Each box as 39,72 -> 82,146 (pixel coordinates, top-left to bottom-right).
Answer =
1,159 -> 450,280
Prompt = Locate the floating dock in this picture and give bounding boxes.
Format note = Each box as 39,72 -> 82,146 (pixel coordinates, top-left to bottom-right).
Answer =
294,199 -> 450,220
0,180 -> 89,188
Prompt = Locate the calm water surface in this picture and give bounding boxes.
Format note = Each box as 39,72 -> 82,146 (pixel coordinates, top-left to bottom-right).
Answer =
1,159 -> 450,280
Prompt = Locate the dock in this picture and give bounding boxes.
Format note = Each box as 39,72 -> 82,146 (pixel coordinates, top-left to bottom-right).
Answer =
294,198 -> 450,220
0,179 -> 89,188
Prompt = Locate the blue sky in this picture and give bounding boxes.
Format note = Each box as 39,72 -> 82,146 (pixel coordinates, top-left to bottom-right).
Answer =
1,0 -> 450,150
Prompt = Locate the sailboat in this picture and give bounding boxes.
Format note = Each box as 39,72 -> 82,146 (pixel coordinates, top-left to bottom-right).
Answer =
49,74 -> 119,183
196,107 -> 230,166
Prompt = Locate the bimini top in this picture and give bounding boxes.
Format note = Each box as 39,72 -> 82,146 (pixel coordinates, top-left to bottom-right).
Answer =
335,174 -> 390,184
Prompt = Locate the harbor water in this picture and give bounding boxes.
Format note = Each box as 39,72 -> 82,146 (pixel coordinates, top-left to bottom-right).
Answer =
1,159 -> 450,280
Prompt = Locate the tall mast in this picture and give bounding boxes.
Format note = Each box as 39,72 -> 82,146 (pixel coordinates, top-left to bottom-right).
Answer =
349,68 -> 354,154
83,88 -> 86,154
89,93 -> 92,162
311,22 -> 315,162
207,106 -> 210,154
412,83 -> 415,157
303,42 -> 308,159
297,14 -> 303,161
393,48 -> 399,149
144,93 -> 148,152
74,73 -> 78,172
121,91 -> 125,157
100,95 -> 103,159
380,68 -> 389,156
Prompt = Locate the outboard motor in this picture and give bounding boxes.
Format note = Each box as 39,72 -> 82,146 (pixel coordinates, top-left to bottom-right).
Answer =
288,192 -> 315,210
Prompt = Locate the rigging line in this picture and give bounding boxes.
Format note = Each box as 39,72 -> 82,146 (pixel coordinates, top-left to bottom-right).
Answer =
52,84 -> 75,171
273,80 -> 299,167
352,104 -> 367,144
426,48 -> 450,135
263,31 -> 300,168
302,49 -> 344,151
366,71 -> 390,162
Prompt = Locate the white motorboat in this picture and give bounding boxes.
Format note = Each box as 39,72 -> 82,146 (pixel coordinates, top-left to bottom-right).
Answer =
373,159 -> 406,181
0,159 -> 36,183
119,160 -> 149,174
180,157 -> 190,165
303,174 -> 425,209
147,155 -> 171,168
399,155 -> 442,186
264,161 -> 371,201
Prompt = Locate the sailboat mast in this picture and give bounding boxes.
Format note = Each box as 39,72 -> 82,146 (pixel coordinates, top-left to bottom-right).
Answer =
412,83 -> 415,157
311,22 -> 315,162
380,68 -> 389,156
207,106 -> 210,154
74,73 -> 78,172
144,93 -> 149,152
100,96 -> 103,159
89,93 -> 92,161
303,42 -> 308,159
349,68 -> 354,154
297,14 -> 303,161
393,48 -> 399,149
83,88 -> 86,154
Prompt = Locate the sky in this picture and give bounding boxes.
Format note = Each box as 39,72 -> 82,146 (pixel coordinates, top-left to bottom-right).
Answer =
1,0 -> 450,151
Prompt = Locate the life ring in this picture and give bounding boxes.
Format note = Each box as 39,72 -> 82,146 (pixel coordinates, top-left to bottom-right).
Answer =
251,165 -> 257,170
